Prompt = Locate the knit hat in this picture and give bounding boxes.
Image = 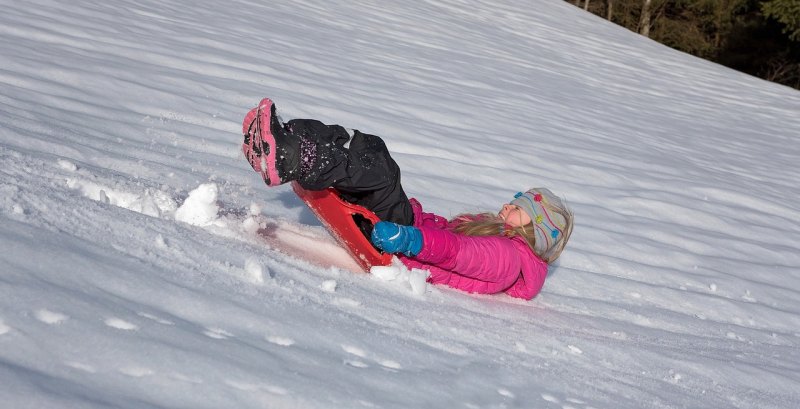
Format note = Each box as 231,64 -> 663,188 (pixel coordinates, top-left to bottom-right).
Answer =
510,188 -> 568,258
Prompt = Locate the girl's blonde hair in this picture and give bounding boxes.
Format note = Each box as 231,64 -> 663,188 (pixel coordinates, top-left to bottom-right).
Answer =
450,200 -> 574,264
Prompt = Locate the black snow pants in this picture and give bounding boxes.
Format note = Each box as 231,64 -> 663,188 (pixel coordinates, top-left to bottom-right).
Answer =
286,119 -> 414,227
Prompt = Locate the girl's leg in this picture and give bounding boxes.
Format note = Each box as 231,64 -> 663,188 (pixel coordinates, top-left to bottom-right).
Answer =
297,128 -> 413,226
243,100 -> 412,225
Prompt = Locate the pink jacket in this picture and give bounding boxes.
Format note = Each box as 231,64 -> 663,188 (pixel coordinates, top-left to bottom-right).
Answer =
400,199 -> 548,300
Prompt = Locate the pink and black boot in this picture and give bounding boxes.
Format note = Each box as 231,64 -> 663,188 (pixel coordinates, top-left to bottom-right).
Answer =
242,98 -> 301,186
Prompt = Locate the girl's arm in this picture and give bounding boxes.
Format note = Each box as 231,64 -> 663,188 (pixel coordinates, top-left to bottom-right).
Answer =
413,227 -> 522,284
409,198 -> 449,229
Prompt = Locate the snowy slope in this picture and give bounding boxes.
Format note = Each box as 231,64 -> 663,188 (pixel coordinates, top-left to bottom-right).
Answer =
2,0 -> 800,408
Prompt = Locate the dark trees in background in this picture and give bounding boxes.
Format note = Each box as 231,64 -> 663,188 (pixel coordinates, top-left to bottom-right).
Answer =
568,0 -> 800,89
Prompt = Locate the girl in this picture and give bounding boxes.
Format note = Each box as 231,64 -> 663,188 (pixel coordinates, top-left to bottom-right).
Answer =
242,98 -> 573,299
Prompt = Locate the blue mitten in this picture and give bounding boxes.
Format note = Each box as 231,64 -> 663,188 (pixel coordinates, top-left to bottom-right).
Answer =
371,221 -> 423,256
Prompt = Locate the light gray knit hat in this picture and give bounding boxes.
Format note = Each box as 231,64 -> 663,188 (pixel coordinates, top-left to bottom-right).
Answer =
510,188 -> 568,258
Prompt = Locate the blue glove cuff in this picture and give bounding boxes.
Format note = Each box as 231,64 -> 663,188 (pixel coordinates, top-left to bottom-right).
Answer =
371,221 -> 423,257
405,226 -> 423,256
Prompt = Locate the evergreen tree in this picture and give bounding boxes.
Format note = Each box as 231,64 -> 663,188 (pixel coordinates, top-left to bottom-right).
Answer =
567,0 -> 800,89
761,0 -> 800,41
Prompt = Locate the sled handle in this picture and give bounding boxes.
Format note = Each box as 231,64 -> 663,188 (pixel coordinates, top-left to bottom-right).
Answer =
291,182 -> 393,272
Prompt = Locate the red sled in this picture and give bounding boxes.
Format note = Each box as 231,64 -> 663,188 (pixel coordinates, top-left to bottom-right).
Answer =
291,181 -> 392,272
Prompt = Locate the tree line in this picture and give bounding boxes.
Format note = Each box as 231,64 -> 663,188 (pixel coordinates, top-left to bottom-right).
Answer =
568,0 -> 800,89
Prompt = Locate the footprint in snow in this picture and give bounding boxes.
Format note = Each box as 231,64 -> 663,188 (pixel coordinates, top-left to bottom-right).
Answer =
342,345 -> 370,369
204,327 -> 233,339
344,359 -> 369,368
379,359 -> 402,370
35,309 -> 69,325
137,312 -> 174,325
225,379 -> 288,395
266,335 -> 295,346
342,344 -> 402,370
105,318 -> 139,331
119,366 -> 154,377
567,345 -> 583,355
541,393 -> 596,409
342,344 -> 367,357
566,397 -> 588,405
542,393 -> 559,403
65,361 -> 96,373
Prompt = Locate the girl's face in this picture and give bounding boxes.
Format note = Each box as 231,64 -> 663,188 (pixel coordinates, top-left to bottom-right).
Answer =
499,203 -> 531,228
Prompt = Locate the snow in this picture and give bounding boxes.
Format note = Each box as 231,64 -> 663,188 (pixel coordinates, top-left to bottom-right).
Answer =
371,258 -> 432,296
174,182 -> 221,226
1,0 -> 799,408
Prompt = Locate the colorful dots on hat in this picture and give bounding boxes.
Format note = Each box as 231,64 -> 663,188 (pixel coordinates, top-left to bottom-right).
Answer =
510,188 -> 567,258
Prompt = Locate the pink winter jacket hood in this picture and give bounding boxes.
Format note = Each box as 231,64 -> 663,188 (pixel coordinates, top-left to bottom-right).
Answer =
399,199 -> 548,300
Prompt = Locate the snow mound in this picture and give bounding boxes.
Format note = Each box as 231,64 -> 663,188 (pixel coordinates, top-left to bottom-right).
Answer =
370,257 -> 431,296
175,183 -> 221,227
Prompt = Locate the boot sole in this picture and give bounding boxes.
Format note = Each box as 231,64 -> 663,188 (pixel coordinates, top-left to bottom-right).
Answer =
242,98 -> 281,186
